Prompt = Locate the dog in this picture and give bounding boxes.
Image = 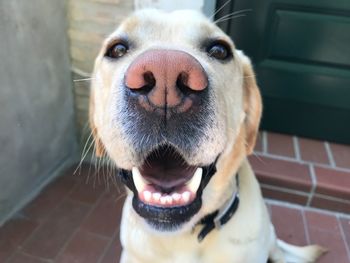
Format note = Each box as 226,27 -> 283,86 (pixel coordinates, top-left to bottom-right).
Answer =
89,9 -> 326,263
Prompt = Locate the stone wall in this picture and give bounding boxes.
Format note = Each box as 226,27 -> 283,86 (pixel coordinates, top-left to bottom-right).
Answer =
67,0 -> 134,144
0,0 -> 77,224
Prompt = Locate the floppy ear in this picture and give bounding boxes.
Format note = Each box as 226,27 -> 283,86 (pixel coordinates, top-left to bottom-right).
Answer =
89,90 -> 106,157
240,52 -> 262,155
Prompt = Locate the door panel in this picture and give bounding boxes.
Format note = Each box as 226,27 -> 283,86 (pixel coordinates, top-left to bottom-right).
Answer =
216,0 -> 350,144
270,10 -> 350,66
259,60 -> 350,110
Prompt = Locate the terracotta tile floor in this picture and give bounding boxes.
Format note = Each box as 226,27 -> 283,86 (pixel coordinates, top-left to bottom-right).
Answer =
252,131 -> 350,214
1,164 -> 350,263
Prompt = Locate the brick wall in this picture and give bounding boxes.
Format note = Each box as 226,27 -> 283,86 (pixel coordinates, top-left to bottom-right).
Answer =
67,0 -> 134,144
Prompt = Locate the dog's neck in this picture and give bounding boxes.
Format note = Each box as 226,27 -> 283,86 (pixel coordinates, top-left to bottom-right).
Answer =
196,173 -> 240,242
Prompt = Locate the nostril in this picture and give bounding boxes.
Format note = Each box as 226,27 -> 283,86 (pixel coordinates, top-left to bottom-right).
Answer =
143,71 -> 156,89
177,72 -> 201,96
129,71 -> 155,95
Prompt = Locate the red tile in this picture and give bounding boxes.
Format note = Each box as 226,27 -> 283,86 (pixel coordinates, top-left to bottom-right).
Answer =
23,175 -> 76,220
314,166 -> 350,200
305,211 -> 349,263
310,195 -> 350,214
81,190 -> 125,238
270,205 -> 308,245
22,200 -> 90,259
0,218 -> 38,262
68,179 -> 105,205
261,187 -> 308,205
339,217 -> 350,252
56,230 -> 109,263
267,132 -> 295,158
254,131 -> 263,152
330,143 -> 350,169
249,155 -> 312,192
304,210 -> 340,232
7,252 -> 47,263
100,236 -> 122,263
298,138 -> 329,164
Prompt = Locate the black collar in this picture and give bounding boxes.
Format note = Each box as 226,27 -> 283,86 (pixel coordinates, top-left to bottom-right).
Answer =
196,174 -> 240,242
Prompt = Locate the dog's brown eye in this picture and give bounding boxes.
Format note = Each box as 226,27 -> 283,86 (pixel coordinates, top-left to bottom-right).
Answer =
207,42 -> 231,60
106,43 -> 128,58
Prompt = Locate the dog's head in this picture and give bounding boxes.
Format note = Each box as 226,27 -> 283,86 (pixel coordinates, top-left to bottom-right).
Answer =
90,9 -> 262,232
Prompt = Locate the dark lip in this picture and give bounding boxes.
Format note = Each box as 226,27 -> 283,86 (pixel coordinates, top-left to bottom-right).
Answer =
132,193 -> 202,231
119,158 -> 218,231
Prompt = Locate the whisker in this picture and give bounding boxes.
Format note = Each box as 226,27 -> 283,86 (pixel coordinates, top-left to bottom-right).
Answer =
252,151 -> 265,164
96,155 -> 103,187
214,9 -> 252,24
105,157 -> 111,190
215,8 -> 252,22
102,152 -> 109,189
73,78 -> 94,82
214,13 -> 248,24
108,158 -> 118,189
74,131 -> 94,175
88,140 -> 96,181
71,66 -> 91,78
115,192 -> 127,203
209,0 -> 232,20
242,74 -> 256,79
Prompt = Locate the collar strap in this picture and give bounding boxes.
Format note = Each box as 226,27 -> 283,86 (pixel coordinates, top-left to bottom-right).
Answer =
197,174 -> 240,242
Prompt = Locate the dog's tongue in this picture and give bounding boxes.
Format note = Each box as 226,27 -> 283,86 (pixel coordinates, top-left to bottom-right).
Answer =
140,145 -> 196,190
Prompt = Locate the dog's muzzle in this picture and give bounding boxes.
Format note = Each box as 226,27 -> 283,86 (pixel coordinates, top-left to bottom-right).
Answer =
117,49 -> 218,231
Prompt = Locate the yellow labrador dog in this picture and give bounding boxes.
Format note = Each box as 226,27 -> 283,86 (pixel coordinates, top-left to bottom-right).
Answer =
89,9 -> 326,263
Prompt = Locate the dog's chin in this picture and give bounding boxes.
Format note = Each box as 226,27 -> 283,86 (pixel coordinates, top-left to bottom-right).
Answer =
119,144 -> 218,232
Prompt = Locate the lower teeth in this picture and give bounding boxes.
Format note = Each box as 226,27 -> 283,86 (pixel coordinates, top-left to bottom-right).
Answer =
140,190 -> 193,206
132,167 -> 202,206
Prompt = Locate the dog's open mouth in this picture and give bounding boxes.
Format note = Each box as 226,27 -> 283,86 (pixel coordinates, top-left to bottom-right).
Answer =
133,145 -> 202,207
119,144 -> 218,230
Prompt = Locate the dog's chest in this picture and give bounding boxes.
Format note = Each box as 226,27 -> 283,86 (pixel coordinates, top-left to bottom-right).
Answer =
121,222 -> 268,263
122,234 -> 268,263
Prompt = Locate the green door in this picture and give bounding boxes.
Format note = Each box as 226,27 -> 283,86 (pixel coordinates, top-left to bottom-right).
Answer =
216,0 -> 350,144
